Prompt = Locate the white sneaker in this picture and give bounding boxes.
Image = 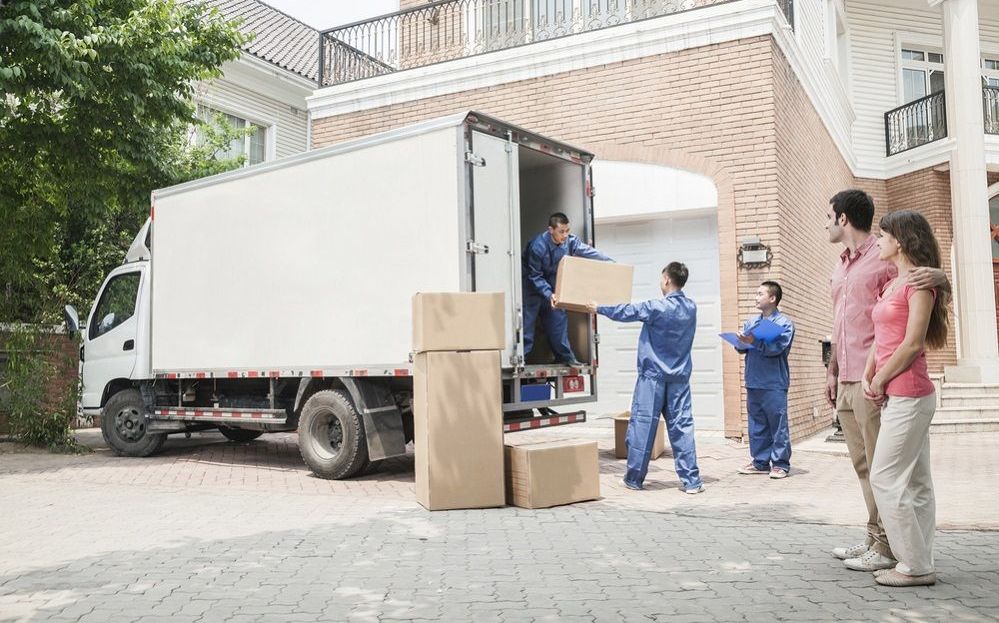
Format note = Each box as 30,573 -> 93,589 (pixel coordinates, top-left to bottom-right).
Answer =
683,484 -> 706,495
844,549 -> 897,572
831,542 -> 869,560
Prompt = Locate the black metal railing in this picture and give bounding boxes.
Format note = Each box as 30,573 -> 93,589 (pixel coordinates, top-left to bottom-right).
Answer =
317,0 -> 796,87
985,86 -> 999,135
885,91 -> 947,156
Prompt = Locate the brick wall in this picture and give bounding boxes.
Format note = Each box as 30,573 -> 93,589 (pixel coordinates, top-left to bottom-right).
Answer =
311,35 -> 856,441
0,331 -> 79,435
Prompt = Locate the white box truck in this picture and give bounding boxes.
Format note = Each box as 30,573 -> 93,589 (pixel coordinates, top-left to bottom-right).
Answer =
65,112 -> 602,479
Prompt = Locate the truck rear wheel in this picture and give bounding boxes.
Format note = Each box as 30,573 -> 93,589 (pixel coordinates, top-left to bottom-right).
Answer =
298,389 -> 368,479
101,389 -> 166,457
218,426 -> 264,442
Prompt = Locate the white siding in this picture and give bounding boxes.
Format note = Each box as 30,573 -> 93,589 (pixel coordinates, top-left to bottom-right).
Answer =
847,0 -> 999,172
196,76 -> 309,160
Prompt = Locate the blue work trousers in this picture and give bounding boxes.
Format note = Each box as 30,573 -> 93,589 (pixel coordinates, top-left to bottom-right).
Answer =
746,388 -> 791,471
522,292 -> 574,362
624,374 -> 702,490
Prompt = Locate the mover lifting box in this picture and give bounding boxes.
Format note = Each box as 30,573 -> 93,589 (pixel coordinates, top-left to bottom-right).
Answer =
554,257 -> 634,313
614,412 -> 667,460
504,440 -> 600,509
414,350 -> 505,511
412,292 -> 505,353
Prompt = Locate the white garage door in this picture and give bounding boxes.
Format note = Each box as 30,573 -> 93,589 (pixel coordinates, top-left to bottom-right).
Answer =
591,213 -> 724,430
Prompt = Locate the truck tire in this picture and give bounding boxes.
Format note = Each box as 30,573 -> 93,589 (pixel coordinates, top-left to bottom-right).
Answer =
218,426 -> 264,442
101,389 -> 166,457
298,389 -> 368,480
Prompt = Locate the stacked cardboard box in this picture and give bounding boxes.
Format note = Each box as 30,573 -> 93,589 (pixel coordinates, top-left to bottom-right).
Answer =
412,292 -> 506,511
613,412 -> 668,460
504,440 -> 601,509
554,256 -> 634,312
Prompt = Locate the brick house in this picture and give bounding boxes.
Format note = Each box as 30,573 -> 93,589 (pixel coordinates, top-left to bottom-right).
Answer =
305,0 -> 999,440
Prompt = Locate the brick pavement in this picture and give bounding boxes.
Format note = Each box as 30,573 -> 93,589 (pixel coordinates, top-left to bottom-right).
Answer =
1,419 -> 998,622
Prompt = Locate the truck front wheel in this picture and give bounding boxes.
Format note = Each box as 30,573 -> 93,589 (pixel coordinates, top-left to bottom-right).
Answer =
298,389 -> 368,479
101,389 -> 166,457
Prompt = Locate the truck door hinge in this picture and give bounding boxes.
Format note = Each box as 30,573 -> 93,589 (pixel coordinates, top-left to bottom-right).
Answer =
466,240 -> 490,255
465,152 -> 486,167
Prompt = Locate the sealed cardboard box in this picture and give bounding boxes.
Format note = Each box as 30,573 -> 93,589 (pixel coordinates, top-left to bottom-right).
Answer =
414,350 -> 505,511
504,440 -> 600,509
613,412 -> 667,460
412,292 -> 505,353
553,257 -> 634,313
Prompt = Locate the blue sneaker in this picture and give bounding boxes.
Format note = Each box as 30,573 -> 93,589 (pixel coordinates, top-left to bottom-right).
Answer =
621,479 -> 643,491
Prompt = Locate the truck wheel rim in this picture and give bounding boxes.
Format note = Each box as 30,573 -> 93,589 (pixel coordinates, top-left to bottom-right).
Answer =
115,407 -> 146,443
309,409 -> 343,459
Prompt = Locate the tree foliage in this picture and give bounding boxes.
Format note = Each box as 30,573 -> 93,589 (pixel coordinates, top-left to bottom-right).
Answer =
0,0 -> 249,321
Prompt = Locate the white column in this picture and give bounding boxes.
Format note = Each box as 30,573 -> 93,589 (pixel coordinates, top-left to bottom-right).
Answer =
936,0 -> 999,383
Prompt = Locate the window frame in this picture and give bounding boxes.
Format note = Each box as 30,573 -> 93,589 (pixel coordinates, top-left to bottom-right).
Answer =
88,271 -> 142,341
194,101 -> 276,167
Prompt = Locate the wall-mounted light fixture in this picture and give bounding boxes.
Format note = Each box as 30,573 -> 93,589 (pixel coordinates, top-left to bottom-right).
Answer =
738,236 -> 772,269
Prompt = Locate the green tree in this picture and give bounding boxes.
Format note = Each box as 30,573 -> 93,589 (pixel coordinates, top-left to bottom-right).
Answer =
0,0 -> 250,322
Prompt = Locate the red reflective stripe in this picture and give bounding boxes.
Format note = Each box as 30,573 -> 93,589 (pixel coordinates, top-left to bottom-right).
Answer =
227,371 -> 238,379
354,369 -> 369,377
394,368 -> 408,377
310,370 -> 323,377
248,371 -> 259,378
195,372 -> 206,379
268,371 -> 280,378
167,373 -> 178,380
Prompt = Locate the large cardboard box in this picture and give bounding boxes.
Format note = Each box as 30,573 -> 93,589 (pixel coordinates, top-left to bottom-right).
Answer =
613,412 -> 667,460
414,351 -> 505,511
504,440 -> 600,509
553,257 -> 634,313
412,292 -> 505,353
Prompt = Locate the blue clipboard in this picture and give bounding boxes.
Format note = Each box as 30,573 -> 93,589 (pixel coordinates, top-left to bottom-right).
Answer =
750,318 -> 784,342
719,332 -> 754,350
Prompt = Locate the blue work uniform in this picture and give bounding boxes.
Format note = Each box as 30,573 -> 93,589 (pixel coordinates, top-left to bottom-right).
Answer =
597,291 -> 703,491
522,231 -> 611,363
739,310 -> 795,471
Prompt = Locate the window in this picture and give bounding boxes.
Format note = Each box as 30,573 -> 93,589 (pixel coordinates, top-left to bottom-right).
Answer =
900,46 -> 945,102
196,105 -> 268,166
985,57 -> 999,88
90,272 -> 141,340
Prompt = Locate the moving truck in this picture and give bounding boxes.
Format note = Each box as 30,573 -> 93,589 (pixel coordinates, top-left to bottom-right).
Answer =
65,112 -> 602,479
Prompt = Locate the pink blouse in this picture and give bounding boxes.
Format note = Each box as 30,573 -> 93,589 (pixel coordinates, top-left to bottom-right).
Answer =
871,283 -> 936,398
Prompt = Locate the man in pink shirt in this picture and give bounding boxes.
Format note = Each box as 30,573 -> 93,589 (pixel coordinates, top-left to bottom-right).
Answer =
825,189 -> 948,572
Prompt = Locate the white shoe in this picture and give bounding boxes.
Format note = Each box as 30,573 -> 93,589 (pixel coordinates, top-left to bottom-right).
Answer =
844,549 -> 897,572
831,542 -> 869,560
683,484 -> 706,495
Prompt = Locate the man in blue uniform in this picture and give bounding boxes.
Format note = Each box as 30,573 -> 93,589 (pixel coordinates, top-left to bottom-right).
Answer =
734,281 -> 795,479
588,262 -> 705,494
522,212 -> 612,366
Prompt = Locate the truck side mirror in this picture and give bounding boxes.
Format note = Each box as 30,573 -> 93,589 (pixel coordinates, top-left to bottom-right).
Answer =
64,305 -> 80,339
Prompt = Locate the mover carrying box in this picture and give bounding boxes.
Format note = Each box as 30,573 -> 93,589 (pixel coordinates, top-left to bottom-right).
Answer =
553,257 -> 634,313
504,440 -> 600,509
414,351 -> 505,511
614,412 -> 667,460
412,292 -> 505,353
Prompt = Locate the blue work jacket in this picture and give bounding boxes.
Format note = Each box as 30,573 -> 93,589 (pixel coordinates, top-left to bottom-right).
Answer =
741,310 -> 795,390
597,291 -> 697,382
522,231 -> 611,300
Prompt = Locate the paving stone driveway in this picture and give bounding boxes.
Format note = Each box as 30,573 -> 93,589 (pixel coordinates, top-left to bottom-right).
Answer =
1,421 -> 997,622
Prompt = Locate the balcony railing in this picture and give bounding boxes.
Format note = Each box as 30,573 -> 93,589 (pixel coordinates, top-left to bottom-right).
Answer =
317,0 -> 796,87
885,87 -> 999,156
885,91 -> 947,156
986,86 -> 999,135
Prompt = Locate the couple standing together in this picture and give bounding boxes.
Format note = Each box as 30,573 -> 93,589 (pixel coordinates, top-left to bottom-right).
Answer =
826,190 -> 950,588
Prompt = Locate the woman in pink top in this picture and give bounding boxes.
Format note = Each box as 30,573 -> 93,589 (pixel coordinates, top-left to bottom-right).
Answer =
862,210 -> 950,588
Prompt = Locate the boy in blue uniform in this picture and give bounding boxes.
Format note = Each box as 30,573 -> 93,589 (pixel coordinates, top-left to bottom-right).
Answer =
523,212 -> 612,366
734,281 -> 796,479
587,262 -> 704,494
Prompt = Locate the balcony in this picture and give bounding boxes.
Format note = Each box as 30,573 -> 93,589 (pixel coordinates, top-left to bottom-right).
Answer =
317,0 -> 796,87
885,86 -> 999,156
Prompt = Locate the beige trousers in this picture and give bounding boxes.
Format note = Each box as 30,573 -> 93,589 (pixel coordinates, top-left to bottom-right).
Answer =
836,382 -> 892,557
870,393 -> 936,576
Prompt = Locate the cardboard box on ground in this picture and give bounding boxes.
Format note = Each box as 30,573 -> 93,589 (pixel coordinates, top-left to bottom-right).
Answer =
554,256 -> 634,313
413,350 -> 505,511
614,412 -> 668,460
504,440 -> 601,509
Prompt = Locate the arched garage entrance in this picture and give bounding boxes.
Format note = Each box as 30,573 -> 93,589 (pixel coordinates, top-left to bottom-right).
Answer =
589,160 -> 723,430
